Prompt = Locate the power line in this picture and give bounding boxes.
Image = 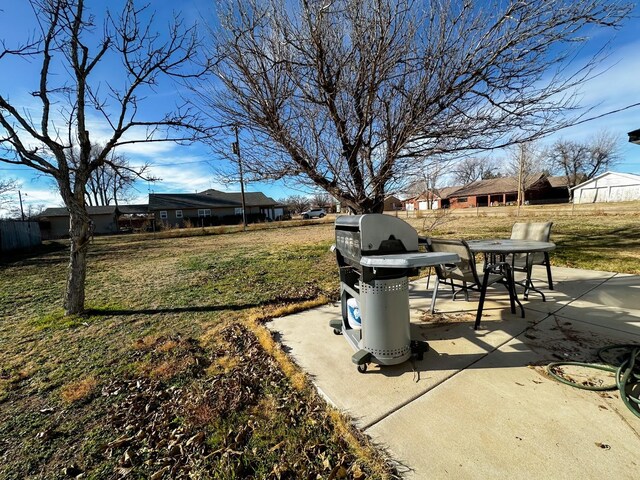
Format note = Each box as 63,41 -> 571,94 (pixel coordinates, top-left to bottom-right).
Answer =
558,101 -> 640,131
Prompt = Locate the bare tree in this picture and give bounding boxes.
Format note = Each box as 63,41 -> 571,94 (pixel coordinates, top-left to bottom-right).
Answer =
400,161 -> 446,209
546,132 -> 619,197
197,0 -> 631,214
311,192 -> 332,208
74,145 -> 145,207
9,202 -> 46,221
279,195 -> 310,214
504,142 -> 543,206
0,177 -> 18,209
0,0 -> 209,314
452,158 -> 500,186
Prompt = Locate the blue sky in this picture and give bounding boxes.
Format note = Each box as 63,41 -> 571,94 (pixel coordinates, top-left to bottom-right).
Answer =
1,1 -> 639,215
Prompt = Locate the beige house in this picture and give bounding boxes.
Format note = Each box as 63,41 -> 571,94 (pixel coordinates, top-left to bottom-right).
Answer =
38,206 -> 119,239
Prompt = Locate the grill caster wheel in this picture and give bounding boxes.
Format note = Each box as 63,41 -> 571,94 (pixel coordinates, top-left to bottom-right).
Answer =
333,328 -> 342,335
357,364 -> 368,374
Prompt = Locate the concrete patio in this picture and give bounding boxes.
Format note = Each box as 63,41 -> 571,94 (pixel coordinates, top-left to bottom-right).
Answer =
268,266 -> 640,478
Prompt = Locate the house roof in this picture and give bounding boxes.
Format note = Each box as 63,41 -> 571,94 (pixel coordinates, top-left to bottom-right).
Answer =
200,189 -> 279,206
570,171 -> 640,191
435,186 -> 464,199
547,176 -> 571,188
449,174 -> 547,197
149,190 -> 278,210
118,204 -> 149,214
39,206 -> 117,217
403,192 -> 430,202
403,186 -> 463,202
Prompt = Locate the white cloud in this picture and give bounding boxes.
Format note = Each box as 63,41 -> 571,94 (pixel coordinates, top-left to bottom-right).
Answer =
116,141 -> 179,158
145,162 -> 226,194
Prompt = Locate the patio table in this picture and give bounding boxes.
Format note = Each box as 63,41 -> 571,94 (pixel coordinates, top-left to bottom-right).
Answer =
467,239 -> 556,329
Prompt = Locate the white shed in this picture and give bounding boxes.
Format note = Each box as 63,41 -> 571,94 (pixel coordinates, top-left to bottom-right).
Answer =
572,171 -> 640,204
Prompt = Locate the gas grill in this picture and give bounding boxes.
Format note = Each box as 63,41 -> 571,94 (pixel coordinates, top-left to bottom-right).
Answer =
331,214 -> 458,372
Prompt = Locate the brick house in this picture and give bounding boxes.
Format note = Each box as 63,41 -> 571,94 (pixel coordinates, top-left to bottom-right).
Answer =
384,195 -> 404,211
404,186 -> 463,210
446,174 -> 569,208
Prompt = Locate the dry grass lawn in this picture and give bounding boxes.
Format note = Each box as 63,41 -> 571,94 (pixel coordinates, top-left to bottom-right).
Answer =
1,223 -> 394,479
1,211 -> 638,478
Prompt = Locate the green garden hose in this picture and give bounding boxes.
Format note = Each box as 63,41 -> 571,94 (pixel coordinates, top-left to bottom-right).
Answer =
547,344 -> 640,419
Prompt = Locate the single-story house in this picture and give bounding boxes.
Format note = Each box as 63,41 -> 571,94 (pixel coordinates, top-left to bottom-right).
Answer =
571,171 -> 640,204
117,204 -> 154,232
446,174 -> 569,208
149,189 -> 282,227
38,206 -> 120,239
404,186 -> 463,210
404,192 -> 434,211
384,195 -> 404,211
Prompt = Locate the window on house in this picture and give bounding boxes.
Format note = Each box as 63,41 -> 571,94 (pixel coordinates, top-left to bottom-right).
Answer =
234,207 -> 244,215
198,209 -> 211,217
175,210 -> 183,218
456,197 -> 468,203
160,210 -> 168,219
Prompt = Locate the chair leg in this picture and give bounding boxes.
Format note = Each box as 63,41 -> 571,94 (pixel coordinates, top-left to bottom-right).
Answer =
430,277 -> 440,314
523,262 -> 533,300
544,252 -> 554,290
504,266 -> 516,314
504,265 -> 525,318
453,282 -> 467,301
475,270 -> 491,330
425,267 -> 432,290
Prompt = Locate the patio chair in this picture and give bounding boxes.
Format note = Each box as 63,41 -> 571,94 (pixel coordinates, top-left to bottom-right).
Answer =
509,222 -> 554,293
426,238 -> 513,327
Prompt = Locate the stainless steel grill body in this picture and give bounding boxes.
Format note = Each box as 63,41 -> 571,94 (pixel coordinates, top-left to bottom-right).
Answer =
332,214 -> 458,372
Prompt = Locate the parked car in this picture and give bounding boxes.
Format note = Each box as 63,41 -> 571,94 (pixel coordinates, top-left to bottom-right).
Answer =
301,208 -> 326,219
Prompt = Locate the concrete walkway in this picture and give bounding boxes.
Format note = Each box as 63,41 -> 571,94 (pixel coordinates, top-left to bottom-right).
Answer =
268,266 -> 640,478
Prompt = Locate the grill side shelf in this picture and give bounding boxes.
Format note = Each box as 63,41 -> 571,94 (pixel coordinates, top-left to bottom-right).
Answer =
359,252 -> 459,268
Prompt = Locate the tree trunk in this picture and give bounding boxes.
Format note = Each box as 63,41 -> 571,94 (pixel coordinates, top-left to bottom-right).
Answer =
352,196 -> 385,214
64,205 -> 91,315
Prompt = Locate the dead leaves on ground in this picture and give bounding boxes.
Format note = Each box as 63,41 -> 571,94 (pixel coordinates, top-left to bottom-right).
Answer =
97,324 -> 368,479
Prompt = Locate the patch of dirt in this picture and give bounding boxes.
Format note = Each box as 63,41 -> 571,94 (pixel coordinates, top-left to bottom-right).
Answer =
419,310 -> 476,324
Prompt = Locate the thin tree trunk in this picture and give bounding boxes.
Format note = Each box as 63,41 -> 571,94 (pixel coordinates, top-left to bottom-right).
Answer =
64,205 -> 91,315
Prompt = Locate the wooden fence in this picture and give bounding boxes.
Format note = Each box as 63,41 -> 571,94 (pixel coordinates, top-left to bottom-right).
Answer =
0,221 -> 42,253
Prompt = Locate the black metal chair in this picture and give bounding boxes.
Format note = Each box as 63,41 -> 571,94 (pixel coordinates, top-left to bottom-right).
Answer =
426,238 -> 519,328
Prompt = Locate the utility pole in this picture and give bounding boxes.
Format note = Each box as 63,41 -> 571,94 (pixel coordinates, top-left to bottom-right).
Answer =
18,190 -> 25,221
233,125 -> 247,231
517,145 -> 525,217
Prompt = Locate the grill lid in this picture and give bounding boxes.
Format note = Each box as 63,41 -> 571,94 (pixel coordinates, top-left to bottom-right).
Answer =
335,214 -> 418,253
